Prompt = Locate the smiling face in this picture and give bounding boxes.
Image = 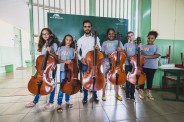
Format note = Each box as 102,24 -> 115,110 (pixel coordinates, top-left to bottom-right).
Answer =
83,22 -> 92,35
127,32 -> 135,42
147,35 -> 156,45
107,30 -> 115,41
42,29 -> 51,41
65,36 -> 73,47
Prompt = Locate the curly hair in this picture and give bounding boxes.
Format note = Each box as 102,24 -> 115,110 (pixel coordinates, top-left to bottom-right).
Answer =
59,34 -> 75,48
106,28 -> 115,40
106,28 -> 115,35
37,28 -> 59,52
147,31 -> 158,38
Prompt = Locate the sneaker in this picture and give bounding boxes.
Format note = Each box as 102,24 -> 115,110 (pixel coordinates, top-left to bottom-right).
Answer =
43,103 -> 54,111
121,85 -> 125,90
93,94 -> 99,102
130,93 -> 135,100
126,93 -> 130,99
82,97 -> 88,104
138,89 -> 144,99
25,102 -> 35,108
146,90 -> 154,100
66,102 -> 73,108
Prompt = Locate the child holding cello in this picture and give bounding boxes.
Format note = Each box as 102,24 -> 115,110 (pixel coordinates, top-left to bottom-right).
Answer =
101,28 -> 125,101
56,34 -> 76,112
139,31 -> 160,100
26,28 -> 58,110
124,31 -> 138,100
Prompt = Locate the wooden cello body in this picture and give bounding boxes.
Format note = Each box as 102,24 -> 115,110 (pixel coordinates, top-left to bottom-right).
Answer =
107,31 -> 127,85
82,31 -> 106,91
127,37 -> 146,85
28,41 -> 56,95
60,40 -> 82,95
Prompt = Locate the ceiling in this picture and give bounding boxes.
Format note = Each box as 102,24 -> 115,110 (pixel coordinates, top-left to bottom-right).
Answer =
0,0 -> 30,32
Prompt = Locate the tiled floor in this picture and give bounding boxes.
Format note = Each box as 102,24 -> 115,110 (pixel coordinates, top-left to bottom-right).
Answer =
0,68 -> 184,122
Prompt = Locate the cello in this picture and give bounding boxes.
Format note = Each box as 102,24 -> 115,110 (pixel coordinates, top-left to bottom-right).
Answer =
60,39 -> 82,95
28,37 -> 56,95
127,37 -> 146,85
82,31 -> 106,91
107,30 -> 127,85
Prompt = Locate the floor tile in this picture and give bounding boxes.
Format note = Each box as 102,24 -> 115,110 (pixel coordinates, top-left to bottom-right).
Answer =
163,113 -> 184,122
103,105 -> 136,121
0,68 -> 184,122
0,103 -> 13,115
138,116 -> 170,122
51,109 -> 80,122
2,102 -> 32,115
80,107 -> 109,122
0,114 -> 25,122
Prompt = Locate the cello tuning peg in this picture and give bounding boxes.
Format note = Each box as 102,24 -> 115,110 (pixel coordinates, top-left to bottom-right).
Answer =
114,34 -> 117,38
137,37 -> 141,41
73,36 -> 77,42
117,30 -> 122,36
136,37 -> 141,44
92,30 -> 99,37
116,32 -> 123,39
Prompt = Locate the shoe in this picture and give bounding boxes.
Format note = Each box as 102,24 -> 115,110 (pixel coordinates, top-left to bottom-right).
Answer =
146,90 -> 154,100
115,96 -> 123,101
56,105 -> 63,113
25,102 -> 35,108
121,85 -> 125,90
43,103 -> 54,111
102,96 -> 106,101
138,89 -> 144,99
82,97 -> 88,104
93,94 -> 99,102
135,85 -> 139,90
66,102 -> 73,108
130,94 -> 135,100
126,93 -> 130,99
80,89 -> 83,93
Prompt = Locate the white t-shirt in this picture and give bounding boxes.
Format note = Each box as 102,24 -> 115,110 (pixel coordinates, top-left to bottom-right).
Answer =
77,33 -> 101,60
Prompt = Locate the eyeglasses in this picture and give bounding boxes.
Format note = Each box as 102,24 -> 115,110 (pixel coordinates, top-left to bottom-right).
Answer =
42,33 -> 50,36
83,26 -> 91,28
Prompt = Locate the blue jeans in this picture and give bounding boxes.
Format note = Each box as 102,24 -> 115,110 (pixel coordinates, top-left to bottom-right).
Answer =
125,65 -> 135,95
57,71 -> 70,105
82,64 -> 97,98
33,66 -> 57,104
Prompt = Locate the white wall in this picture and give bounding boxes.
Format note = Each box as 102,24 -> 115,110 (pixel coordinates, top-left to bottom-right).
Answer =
151,0 -> 184,40
175,0 -> 184,40
0,20 -> 14,47
0,19 -> 31,69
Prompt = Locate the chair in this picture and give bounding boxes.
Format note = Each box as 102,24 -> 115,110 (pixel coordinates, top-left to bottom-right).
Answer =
165,52 -> 184,94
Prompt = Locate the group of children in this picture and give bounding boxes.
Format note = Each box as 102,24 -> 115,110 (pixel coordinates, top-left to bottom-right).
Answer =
26,28 -> 74,112
25,20 -> 161,112
101,29 -> 160,101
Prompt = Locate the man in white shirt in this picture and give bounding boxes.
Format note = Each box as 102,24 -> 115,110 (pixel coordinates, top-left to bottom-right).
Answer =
77,20 -> 101,104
